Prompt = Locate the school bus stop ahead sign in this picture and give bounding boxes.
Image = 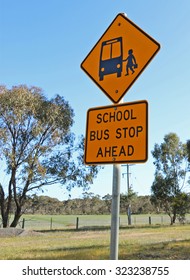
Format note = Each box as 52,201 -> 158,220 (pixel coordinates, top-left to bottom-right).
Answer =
81,13 -> 160,104
85,100 -> 148,164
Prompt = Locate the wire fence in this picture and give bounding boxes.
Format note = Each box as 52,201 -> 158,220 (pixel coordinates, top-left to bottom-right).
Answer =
4,214 -> 189,231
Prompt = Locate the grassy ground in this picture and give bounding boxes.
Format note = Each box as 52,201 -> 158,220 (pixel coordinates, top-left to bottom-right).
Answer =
0,224 -> 190,260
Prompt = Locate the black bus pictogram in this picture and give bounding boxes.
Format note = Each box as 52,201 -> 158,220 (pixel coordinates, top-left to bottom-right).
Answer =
99,37 -> 138,81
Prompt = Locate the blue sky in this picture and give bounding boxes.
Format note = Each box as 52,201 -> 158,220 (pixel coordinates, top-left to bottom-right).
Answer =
1,0 -> 190,199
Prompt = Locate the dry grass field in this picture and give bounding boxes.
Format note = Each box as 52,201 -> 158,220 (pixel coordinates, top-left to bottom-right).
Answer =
0,222 -> 190,260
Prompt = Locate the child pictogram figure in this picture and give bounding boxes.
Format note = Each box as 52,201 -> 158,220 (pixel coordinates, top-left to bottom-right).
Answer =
123,49 -> 138,75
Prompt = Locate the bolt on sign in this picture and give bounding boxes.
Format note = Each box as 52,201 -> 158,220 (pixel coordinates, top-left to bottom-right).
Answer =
81,13 -> 160,104
85,100 -> 148,164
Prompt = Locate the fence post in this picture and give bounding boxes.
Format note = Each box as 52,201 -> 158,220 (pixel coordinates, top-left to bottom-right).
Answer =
76,217 -> 79,230
22,218 -> 25,229
50,217 -> 53,230
161,216 -> 163,225
149,216 -> 151,225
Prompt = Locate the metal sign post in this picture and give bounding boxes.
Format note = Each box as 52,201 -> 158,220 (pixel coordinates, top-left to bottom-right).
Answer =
110,98 -> 123,260
110,163 -> 121,260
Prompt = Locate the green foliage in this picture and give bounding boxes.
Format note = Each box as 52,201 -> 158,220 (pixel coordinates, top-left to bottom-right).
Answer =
0,85 -> 99,227
151,133 -> 190,224
19,193 -> 156,215
186,140 -> 190,163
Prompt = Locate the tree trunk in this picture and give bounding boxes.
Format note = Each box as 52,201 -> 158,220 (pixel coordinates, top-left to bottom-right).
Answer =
170,212 -> 176,225
1,213 -> 9,228
2,214 -> 9,228
172,212 -> 176,224
0,184 -> 11,228
10,207 -> 22,227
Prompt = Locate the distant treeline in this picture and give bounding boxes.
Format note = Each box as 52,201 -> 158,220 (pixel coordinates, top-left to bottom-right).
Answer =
21,192 -> 161,215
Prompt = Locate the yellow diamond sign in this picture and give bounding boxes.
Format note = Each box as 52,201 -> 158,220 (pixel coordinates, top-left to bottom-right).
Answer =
81,13 -> 160,103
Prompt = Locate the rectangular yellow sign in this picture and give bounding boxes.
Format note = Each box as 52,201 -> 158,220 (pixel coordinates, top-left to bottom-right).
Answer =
85,100 -> 148,164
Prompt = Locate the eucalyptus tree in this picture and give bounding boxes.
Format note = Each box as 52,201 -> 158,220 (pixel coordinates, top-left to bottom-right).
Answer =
0,85 -> 99,227
151,133 -> 190,224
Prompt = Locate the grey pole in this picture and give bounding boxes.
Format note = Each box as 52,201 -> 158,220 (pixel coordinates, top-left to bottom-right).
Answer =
122,164 -> 132,225
110,163 -> 121,260
110,98 -> 123,260
127,164 -> 132,225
